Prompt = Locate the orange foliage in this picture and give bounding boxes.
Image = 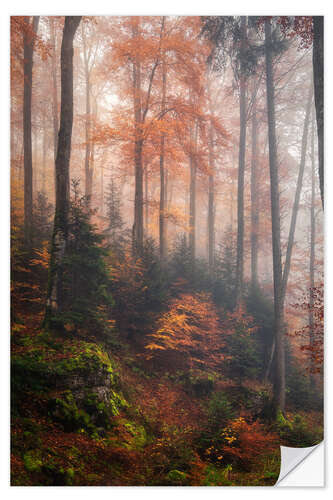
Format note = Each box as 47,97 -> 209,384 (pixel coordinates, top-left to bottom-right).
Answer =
145,292 -> 225,370
220,417 -> 278,470
292,283 -> 324,374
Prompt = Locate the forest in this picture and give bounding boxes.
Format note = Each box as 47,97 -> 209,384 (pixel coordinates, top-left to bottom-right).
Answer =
10,16 -> 323,486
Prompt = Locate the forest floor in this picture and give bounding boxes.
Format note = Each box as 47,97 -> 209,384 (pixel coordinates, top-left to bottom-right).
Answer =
10,310 -> 322,486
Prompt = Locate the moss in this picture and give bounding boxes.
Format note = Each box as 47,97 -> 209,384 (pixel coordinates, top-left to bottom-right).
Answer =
277,409 -> 288,425
65,467 -> 75,486
83,392 -> 115,428
48,391 -> 93,432
23,449 -> 42,473
166,469 -> 188,485
11,337 -> 118,417
202,464 -> 233,486
277,413 -> 323,447
110,390 -> 129,416
123,420 -> 147,448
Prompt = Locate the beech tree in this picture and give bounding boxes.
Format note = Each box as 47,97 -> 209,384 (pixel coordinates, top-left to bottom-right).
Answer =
264,17 -> 285,415
46,16 -> 81,321
23,16 -> 39,247
312,17 -> 323,209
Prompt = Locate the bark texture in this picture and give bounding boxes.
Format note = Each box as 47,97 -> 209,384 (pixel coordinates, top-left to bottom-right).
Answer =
309,116 -> 316,385
235,16 -> 247,307
312,16 -> 324,209
159,57 -> 167,261
23,16 -> 39,247
250,93 -> 258,289
46,16 -> 81,320
265,18 -> 285,415
208,117 -> 215,275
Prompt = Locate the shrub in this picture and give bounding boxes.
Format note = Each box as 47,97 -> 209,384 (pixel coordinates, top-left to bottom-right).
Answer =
277,413 -> 323,447
207,391 -> 235,428
222,307 -> 260,383
220,417 -> 278,471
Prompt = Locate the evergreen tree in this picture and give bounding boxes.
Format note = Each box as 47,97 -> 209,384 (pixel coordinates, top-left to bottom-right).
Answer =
105,179 -> 126,251
57,180 -> 113,336
33,192 -> 53,243
212,228 -> 236,311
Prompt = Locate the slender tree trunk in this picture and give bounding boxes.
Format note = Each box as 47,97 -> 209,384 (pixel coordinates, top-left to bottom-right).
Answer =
42,109 -> 47,194
32,129 -> 37,194
132,22 -> 144,255
50,17 -> 59,190
250,93 -> 259,289
133,136 -> 144,255
265,18 -> 285,415
235,16 -> 247,307
309,115 -> 316,386
208,122 -> 215,275
144,163 -> 149,235
189,156 -> 197,262
82,25 -> 92,203
189,123 -> 198,262
159,57 -> 167,261
312,16 -> 324,209
100,163 -> 104,216
90,130 -> 95,206
281,83 -> 313,301
46,16 -> 81,321
23,16 -> 39,247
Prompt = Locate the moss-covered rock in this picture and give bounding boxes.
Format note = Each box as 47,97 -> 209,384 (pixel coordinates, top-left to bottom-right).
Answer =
12,334 -> 128,433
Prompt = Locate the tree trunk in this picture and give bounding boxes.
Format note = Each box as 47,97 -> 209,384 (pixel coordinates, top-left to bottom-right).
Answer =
50,18 -> 59,159
265,18 -> 285,415
208,122 -> 215,275
159,58 -> 167,261
23,16 -> 39,247
250,92 -> 259,290
309,115 -> 316,386
144,163 -> 149,235
42,109 -> 47,194
82,25 -> 92,204
100,162 -> 104,216
281,83 -> 313,301
312,16 -> 324,209
46,16 -> 81,321
133,136 -> 144,255
132,22 -> 144,255
235,16 -> 247,307
189,123 -> 198,263
50,17 -> 59,197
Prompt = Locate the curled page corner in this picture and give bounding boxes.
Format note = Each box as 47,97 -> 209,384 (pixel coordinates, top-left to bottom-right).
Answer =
276,441 -> 324,487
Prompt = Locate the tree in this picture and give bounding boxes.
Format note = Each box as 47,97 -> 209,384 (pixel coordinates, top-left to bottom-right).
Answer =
50,17 -> 59,165
312,17 -> 323,209
23,16 -> 39,247
46,16 -> 81,322
281,83 -> 313,302
145,292 -> 225,372
234,16 -> 247,307
250,81 -> 259,290
309,114 -> 317,384
276,16 -> 323,208
105,178 -> 125,247
59,181 -> 113,335
264,18 -> 285,415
